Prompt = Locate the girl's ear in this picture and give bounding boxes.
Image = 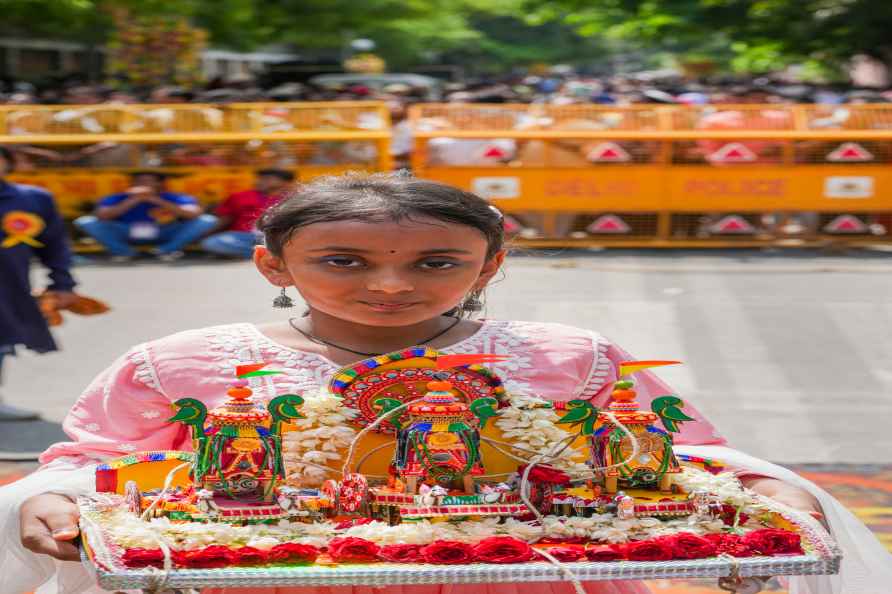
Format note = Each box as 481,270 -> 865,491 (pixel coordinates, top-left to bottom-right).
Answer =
253,245 -> 292,287
474,249 -> 507,290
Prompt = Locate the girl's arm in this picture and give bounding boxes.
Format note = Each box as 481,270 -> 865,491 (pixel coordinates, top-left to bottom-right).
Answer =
741,476 -> 825,521
0,459 -> 96,592
40,344 -> 188,465
3,343 -> 189,589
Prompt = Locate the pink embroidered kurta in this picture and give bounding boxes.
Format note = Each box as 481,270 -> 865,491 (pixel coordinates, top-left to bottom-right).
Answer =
41,320 -> 724,466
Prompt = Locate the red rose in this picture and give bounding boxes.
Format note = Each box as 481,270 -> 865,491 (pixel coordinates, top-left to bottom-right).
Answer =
624,539 -> 674,561
327,537 -> 381,562
742,529 -> 803,555
472,536 -> 535,564
232,546 -> 269,566
378,544 -> 423,562
546,546 -> 586,562
719,504 -> 750,527
703,534 -> 755,558
420,540 -> 475,564
661,532 -> 717,559
517,464 -> 571,485
122,548 -> 164,568
268,542 -> 320,564
585,545 -> 625,562
173,545 -> 237,568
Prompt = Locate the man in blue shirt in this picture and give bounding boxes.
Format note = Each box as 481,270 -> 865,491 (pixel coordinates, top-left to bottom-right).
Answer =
0,145 -> 75,455
75,171 -> 217,261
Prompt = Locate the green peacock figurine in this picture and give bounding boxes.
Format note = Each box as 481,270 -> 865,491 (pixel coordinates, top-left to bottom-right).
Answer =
167,364 -> 305,506
558,361 -> 690,494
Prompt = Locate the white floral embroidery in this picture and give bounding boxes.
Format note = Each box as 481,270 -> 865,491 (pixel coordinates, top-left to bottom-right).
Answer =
205,324 -> 336,403
129,344 -> 164,394
119,443 -> 137,452
579,332 -> 612,399
206,324 -> 259,376
84,422 -> 101,432
441,320 -> 537,395
140,410 -> 161,419
70,407 -> 90,419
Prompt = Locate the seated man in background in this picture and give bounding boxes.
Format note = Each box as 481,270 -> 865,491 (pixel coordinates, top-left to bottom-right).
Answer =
201,168 -> 296,258
74,171 -> 217,261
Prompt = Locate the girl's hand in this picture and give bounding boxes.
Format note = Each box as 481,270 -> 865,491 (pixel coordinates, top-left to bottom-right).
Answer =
20,493 -> 81,561
742,477 -> 827,527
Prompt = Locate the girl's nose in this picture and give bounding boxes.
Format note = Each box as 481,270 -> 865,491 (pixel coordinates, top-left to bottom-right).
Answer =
366,268 -> 414,293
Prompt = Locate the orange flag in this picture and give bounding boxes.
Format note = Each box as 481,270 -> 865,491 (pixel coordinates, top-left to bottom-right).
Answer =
618,360 -> 681,378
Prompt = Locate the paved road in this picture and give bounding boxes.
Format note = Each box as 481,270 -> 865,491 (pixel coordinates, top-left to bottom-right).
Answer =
5,250 -> 891,464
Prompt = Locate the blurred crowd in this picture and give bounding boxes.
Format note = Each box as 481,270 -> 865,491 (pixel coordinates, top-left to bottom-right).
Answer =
2,70 -> 892,106
2,71 -> 889,173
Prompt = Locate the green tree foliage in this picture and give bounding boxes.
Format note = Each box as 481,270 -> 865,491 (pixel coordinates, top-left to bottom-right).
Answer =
0,0 -> 613,75
522,0 -> 892,74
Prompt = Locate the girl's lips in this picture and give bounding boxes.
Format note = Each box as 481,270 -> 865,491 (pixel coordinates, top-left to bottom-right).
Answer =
360,301 -> 419,312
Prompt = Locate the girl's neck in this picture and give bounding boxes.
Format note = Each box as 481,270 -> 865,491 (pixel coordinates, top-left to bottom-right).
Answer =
302,309 -> 460,354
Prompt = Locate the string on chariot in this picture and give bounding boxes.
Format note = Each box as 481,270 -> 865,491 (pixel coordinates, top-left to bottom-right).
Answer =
510,411 -> 641,594
140,461 -> 192,522
128,394 -> 642,591
341,397 -> 423,479
113,460 -> 192,590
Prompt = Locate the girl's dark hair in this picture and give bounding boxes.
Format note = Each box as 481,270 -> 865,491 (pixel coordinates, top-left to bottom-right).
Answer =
258,172 -> 504,259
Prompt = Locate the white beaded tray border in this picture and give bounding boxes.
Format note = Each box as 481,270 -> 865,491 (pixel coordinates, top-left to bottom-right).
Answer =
79,495 -> 841,590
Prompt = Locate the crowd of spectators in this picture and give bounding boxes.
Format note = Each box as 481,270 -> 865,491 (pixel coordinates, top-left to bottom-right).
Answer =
1,70 -> 890,255
2,70 -> 892,106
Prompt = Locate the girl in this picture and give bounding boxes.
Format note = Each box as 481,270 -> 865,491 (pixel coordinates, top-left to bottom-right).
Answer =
3,173 -> 890,594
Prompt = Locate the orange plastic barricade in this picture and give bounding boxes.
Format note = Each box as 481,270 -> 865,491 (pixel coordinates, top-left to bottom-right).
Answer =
1,102 -> 392,220
409,103 -> 892,247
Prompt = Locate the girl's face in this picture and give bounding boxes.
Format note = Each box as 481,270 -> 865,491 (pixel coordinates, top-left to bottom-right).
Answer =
255,217 -> 505,327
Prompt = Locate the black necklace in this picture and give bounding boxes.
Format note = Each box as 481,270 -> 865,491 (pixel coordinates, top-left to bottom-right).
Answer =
288,316 -> 462,357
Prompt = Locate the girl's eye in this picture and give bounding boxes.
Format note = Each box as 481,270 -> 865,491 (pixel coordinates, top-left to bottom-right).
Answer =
321,256 -> 364,268
418,259 -> 459,270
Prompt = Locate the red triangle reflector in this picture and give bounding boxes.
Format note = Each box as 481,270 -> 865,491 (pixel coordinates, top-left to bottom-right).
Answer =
586,214 -> 631,234
709,142 -> 757,163
823,214 -> 868,233
827,142 -> 873,162
586,142 -> 631,162
482,146 -> 507,159
709,215 -> 756,234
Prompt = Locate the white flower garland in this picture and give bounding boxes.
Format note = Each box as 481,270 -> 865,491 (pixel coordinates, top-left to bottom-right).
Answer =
279,389 -> 591,486
281,390 -> 359,486
673,467 -> 758,510
490,392 -> 590,474
102,497 -> 763,553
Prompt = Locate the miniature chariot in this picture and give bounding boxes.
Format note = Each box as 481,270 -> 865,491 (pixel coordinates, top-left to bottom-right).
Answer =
79,352 -> 839,594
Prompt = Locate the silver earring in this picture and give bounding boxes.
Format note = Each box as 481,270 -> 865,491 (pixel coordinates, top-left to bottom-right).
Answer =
273,287 -> 294,309
462,289 -> 484,313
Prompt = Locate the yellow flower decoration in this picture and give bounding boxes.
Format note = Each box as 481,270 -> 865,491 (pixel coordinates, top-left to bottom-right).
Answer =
1,211 -> 45,248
